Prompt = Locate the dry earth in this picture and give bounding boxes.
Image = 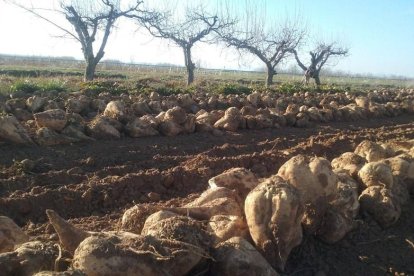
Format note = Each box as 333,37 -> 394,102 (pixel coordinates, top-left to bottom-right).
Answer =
1,114 -> 414,275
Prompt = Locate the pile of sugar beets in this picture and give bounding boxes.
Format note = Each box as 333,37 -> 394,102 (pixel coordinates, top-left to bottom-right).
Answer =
1,139 -> 414,275
0,88 -> 414,145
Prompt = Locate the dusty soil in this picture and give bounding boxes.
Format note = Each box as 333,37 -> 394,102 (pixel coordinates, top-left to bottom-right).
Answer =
1,114 -> 414,276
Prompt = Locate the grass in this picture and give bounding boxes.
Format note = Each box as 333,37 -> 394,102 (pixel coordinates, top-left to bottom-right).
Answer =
7,78 -> 68,94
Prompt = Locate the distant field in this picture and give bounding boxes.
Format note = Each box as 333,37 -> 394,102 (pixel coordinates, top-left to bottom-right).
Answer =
0,55 -> 413,97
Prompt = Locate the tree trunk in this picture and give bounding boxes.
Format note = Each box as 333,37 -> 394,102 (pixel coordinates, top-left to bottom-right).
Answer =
266,66 -> 275,87
314,71 -> 321,86
187,65 -> 194,85
84,59 -> 97,81
184,46 -> 195,85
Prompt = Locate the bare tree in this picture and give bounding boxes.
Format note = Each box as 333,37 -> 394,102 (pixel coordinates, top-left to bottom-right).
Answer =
217,3 -> 305,87
10,0 -> 153,81
291,42 -> 349,86
136,3 -> 234,85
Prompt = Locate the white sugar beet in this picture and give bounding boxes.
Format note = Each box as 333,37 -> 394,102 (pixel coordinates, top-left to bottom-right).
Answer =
359,186 -> 401,228
121,205 -> 162,234
141,213 -> 210,248
354,140 -> 387,162
211,237 -> 279,276
214,107 -> 241,132
358,161 -> 394,189
208,167 -> 258,199
278,155 -> 337,233
244,175 -> 304,271
72,233 -> 206,276
331,152 -> 367,179
0,216 -> 29,253
316,174 -> 360,243
207,215 -> 249,245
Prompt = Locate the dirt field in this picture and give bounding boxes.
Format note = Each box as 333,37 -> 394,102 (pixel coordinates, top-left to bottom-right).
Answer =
1,114 -> 414,275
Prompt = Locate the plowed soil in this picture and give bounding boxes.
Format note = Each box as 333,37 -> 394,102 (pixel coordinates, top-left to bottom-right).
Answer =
1,114 -> 414,276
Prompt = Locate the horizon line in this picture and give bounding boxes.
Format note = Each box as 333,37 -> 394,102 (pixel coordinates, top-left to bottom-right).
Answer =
1,53 -> 413,81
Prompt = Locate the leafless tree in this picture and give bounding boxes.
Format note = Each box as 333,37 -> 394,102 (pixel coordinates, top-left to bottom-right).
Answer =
291,42 -> 349,86
10,0 -> 154,81
136,3 -> 234,85
217,3 -> 305,87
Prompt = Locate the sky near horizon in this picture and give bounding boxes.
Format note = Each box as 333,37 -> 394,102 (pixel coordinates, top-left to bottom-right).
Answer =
0,0 -> 413,77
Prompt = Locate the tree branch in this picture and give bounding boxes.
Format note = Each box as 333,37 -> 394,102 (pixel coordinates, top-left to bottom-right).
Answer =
290,49 -> 307,71
9,1 -> 80,42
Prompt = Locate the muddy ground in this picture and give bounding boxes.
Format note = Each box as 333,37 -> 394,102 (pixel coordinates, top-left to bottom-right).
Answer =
1,114 -> 414,276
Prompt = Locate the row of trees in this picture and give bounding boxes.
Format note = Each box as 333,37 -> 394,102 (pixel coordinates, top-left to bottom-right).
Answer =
10,0 -> 349,86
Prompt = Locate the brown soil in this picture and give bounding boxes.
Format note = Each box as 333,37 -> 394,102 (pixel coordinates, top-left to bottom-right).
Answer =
1,114 -> 414,275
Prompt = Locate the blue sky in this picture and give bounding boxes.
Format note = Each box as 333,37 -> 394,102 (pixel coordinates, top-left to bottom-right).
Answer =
0,0 -> 413,77
281,0 -> 414,77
